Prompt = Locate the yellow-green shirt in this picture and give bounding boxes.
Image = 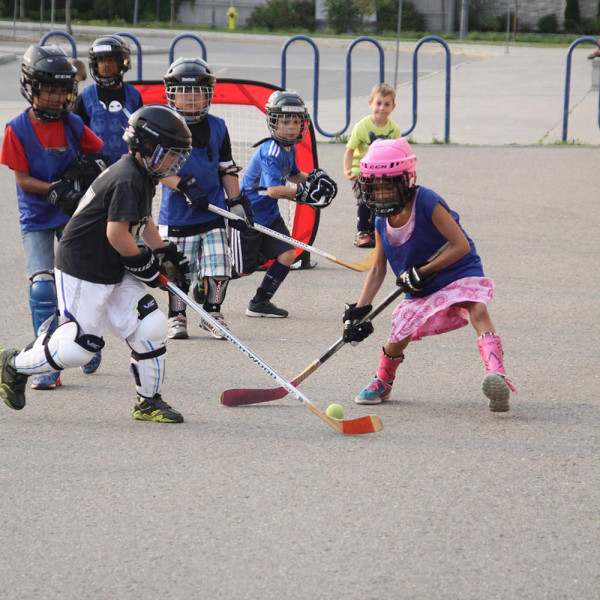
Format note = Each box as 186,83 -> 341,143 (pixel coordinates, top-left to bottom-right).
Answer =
346,115 -> 402,176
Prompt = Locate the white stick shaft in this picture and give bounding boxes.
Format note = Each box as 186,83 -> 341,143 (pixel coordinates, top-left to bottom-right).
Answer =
208,204 -> 332,260
165,279 -> 316,407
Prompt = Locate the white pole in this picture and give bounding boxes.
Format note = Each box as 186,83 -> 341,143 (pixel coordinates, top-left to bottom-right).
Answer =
393,0 -> 403,88
505,0 -> 511,53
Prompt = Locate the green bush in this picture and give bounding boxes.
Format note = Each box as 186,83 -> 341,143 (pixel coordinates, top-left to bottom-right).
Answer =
247,0 -> 316,31
537,14 -> 558,34
564,0 -> 580,24
375,0 -> 425,34
323,0 -> 361,34
479,16 -> 501,32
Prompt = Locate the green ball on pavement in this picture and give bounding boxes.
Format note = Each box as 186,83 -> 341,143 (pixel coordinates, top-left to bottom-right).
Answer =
326,403 -> 344,419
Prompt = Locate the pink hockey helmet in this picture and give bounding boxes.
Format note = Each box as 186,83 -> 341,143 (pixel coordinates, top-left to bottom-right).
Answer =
360,138 -> 416,177
359,138 -> 418,216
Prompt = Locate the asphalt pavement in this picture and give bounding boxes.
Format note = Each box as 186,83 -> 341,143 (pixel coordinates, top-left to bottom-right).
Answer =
0,22 -> 598,600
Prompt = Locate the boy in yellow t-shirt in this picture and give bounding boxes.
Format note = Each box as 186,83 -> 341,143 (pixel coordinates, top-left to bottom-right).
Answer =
343,83 -> 401,247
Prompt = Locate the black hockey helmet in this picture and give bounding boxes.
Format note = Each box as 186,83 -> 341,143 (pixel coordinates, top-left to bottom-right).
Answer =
123,104 -> 192,181
265,89 -> 310,147
89,34 -> 131,88
163,57 -> 216,124
20,44 -> 77,122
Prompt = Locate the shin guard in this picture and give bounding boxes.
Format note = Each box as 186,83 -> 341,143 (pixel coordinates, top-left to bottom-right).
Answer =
477,332 -> 515,412
477,332 -> 505,375
376,347 -> 404,384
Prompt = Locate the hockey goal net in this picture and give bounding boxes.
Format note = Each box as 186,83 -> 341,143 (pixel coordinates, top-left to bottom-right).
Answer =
132,78 -> 320,261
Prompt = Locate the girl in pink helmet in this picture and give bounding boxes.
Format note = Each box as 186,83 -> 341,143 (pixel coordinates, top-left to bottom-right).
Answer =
342,138 -> 515,411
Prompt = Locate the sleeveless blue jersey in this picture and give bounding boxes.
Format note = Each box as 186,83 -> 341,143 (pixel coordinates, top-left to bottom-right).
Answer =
8,110 -> 84,231
241,139 -> 300,227
81,82 -> 140,165
375,186 -> 484,299
158,114 -> 227,226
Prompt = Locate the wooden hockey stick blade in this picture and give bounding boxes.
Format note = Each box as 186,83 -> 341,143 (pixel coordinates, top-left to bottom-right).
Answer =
221,242 -> 450,407
333,249 -> 375,272
304,402 -> 383,434
208,203 -> 373,272
221,341 -> 343,406
161,275 -> 381,435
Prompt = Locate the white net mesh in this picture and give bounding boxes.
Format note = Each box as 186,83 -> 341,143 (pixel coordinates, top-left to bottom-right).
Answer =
152,102 -> 297,229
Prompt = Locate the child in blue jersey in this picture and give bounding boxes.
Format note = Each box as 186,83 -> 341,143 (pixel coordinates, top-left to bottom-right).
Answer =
0,44 -> 104,391
232,90 -> 319,318
158,58 -> 249,340
73,35 -> 143,167
342,138 -> 515,412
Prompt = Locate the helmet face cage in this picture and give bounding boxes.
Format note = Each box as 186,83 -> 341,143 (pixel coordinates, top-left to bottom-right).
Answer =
123,105 -> 192,182
20,46 -> 77,121
360,173 -> 417,216
266,110 -> 310,147
89,37 -> 131,88
164,57 -> 216,124
265,90 -> 310,147
142,143 -> 191,181
166,85 -> 214,124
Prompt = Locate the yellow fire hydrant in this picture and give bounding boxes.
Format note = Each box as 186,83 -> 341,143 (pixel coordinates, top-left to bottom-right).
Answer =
227,6 -> 239,30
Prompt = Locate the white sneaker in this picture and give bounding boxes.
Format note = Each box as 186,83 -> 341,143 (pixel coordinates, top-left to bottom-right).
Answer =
168,315 -> 188,340
200,312 -> 228,340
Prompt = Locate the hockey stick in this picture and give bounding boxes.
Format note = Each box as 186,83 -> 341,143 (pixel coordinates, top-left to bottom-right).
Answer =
159,275 -> 382,435
221,242 -> 450,406
208,204 -> 375,272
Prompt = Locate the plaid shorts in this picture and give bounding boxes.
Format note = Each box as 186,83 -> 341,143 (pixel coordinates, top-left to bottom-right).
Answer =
158,225 -> 232,284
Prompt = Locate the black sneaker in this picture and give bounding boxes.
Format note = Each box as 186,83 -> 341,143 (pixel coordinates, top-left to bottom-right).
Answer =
246,299 -> 289,318
0,348 -> 29,410
131,394 -> 184,423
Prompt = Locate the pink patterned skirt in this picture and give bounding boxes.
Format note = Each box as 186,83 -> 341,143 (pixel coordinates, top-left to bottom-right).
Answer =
388,277 -> 495,343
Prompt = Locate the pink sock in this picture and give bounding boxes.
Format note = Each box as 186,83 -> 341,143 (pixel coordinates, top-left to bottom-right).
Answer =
477,333 -> 506,375
376,347 -> 404,383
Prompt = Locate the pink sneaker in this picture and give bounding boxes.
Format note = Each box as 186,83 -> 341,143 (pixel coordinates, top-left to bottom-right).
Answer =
355,377 -> 392,404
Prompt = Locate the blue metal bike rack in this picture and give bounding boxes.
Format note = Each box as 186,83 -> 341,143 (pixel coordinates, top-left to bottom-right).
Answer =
40,30 -> 77,57
116,32 -> 143,80
281,35 -> 384,138
402,36 -> 451,143
169,33 -> 207,64
562,36 -> 600,141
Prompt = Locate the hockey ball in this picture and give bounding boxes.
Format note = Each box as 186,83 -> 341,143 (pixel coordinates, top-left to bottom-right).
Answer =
326,403 -> 344,419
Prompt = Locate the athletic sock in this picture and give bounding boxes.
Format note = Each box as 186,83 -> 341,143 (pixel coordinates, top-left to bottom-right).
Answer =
357,202 -> 374,233
254,260 -> 290,302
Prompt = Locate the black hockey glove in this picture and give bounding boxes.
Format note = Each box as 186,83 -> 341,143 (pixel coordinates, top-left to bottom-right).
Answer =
226,192 -> 254,231
177,173 -> 209,213
342,303 -> 374,345
62,152 -> 110,190
295,178 -> 337,209
121,246 -> 164,289
45,180 -> 84,216
307,168 -> 338,199
396,264 -> 437,295
154,241 -> 191,293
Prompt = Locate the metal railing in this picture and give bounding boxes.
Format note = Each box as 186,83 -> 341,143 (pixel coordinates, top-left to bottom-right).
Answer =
402,36 -> 451,143
562,36 -> 600,141
281,35 -> 385,138
37,30 -> 453,143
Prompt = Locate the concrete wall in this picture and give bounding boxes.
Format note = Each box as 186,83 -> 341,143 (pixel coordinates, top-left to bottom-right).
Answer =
178,0 -> 598,31
178,0 -> 258,28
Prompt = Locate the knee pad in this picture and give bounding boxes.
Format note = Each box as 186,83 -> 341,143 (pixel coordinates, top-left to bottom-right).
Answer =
206,276 -> 230,306
29,271 -> 58,336
128,295 -> 168,355
127,295 -> 167,398
16,320 -> 104,373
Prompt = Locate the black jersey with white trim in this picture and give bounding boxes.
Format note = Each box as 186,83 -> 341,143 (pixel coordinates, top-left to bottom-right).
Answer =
56,154 -> 156,284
